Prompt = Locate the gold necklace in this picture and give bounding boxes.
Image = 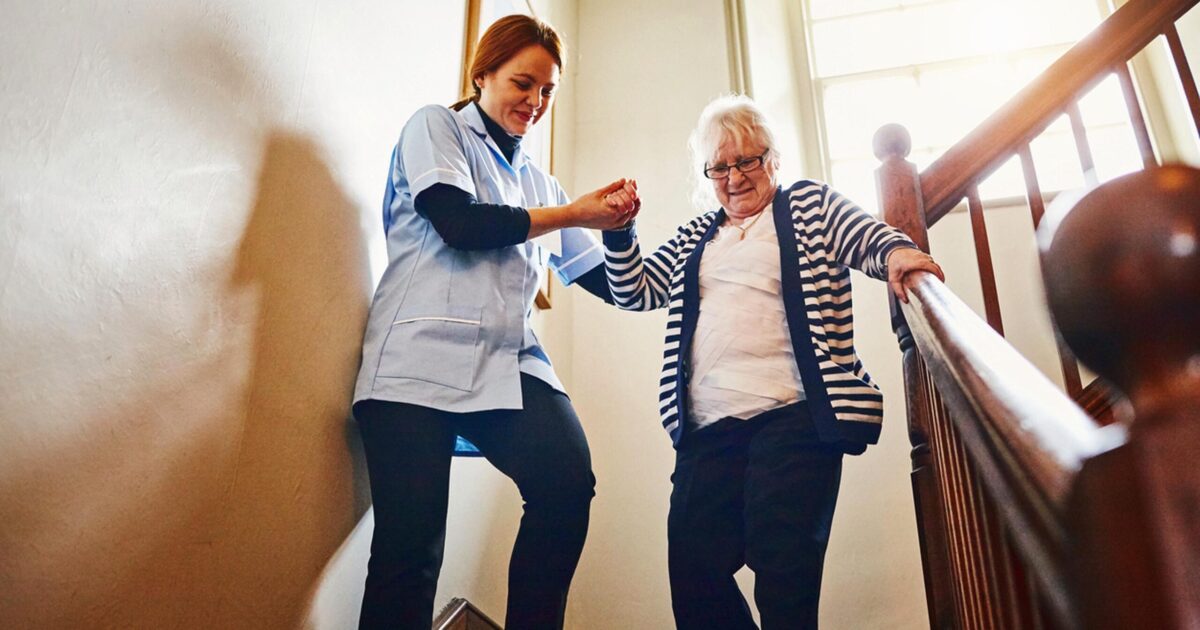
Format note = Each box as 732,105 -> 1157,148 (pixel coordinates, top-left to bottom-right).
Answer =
728,210 -> 765,241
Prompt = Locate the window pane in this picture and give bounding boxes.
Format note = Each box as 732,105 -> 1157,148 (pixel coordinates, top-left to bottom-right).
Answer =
831,157 -> 885,214
808,0 -> 1100,22
1077,73 -> 1134,126
810,0 -> 1101,78
1029,119 -> 1088,194
914,48 -> 1062,147
1087,124 -> 1144,183
808,0 -> 906,21
823,75 -> 920,160
975,154 -> 1025,201
831,148 -> 938,215
821,48 -> 1063,162
799,0 -> 1121,208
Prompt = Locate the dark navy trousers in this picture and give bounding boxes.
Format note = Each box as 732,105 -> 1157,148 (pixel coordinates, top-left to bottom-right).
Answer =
354,374 -> 594,630
668,404 -> 844,630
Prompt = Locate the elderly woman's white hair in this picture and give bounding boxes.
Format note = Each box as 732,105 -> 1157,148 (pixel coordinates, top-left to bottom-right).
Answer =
687,94 -> 781,210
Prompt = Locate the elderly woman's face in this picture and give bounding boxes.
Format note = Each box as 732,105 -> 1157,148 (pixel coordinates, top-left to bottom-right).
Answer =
709,136 -> 777,220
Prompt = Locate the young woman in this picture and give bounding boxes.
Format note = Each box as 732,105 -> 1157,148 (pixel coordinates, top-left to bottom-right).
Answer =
352,15 -> 638,630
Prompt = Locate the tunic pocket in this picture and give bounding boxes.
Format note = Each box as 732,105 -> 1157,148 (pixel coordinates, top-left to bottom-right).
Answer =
377,305 -> 483,392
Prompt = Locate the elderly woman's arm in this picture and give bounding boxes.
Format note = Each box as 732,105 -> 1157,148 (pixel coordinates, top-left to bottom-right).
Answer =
601,219 -> 699,311
819,184 -> 942,297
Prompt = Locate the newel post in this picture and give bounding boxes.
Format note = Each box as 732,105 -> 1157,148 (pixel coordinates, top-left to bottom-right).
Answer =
1042,164 -> 1200,629
874,124 -> 957,629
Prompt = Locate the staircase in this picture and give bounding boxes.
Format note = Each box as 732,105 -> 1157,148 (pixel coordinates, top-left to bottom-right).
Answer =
873,0 -> 1200,628
433,598 -> 503,630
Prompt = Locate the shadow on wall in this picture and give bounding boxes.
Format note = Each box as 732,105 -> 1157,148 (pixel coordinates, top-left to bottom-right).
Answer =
0,133 -> 373,629
218,131 -> 374,628
0,15 -> 372,629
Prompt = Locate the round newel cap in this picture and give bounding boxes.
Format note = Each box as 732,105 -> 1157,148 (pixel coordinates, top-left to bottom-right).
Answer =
873,123 -> 912,161
1039,165 -> 1200,406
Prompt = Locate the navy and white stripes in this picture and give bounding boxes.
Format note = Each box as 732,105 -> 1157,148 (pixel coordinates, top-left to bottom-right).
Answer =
602,180 -> 915,448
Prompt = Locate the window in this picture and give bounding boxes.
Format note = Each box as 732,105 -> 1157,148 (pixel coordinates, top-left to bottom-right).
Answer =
750,0 -> 1147,211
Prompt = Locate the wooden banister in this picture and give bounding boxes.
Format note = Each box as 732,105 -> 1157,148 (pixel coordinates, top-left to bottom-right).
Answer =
896,274 -> 1124,626
874,2 -> 1200,626
898,273 -> 1122,511
890,166 -> 1200,628
919,0 -> 1195,224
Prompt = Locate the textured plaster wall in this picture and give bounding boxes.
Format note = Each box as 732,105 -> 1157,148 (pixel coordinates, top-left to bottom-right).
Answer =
0,1 -> 463,627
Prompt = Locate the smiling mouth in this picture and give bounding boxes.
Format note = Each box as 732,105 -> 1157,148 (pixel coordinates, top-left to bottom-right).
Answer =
514,111 -> 534,123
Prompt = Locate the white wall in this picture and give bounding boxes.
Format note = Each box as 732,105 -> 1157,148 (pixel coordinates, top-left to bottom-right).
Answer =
561,0 -> 729,626
0,1 -> 466,627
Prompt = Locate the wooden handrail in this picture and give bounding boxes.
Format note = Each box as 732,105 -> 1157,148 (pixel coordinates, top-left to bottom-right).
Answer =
899,273 -> 1124,507
920,0 -> 1196,223
881,167 -> 1200,629
897,271 -> 1128,624
875,1 -> 1200,624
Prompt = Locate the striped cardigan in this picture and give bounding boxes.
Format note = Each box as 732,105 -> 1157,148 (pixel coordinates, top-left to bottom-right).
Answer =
601,180 -> 916,449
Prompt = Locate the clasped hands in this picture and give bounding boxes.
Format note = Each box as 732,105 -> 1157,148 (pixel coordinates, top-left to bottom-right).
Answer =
570,178 -> 641,230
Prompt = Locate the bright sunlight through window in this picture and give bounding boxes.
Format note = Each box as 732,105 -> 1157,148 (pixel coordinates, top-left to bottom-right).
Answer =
800,0 -> 1144,211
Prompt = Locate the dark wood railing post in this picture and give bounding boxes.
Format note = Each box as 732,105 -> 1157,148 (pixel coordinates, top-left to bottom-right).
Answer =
1042,165 -> 1200,629
874,124 -> 958,629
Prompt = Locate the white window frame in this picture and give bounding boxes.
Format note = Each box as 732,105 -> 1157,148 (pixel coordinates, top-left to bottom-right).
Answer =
726,0 -> 1193,209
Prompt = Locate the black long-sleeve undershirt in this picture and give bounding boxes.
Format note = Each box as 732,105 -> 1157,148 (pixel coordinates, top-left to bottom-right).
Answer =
573,264 -> 615,304
414,185 -> 613,304
414,184 -> 531,250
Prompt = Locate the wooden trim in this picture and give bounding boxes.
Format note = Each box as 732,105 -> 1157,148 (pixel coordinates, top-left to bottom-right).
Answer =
534,277 -> 552,310
787,0 -> 832,179
920,0 -> 1197,224
460,0 -> 482,102
1164,23 -> 1200,139
1066,102 -> 1099,186
1017,145 -> 1084,397
723,0 -> 752,96
966,186 -> 1004,336
433,598 -> 503,630
897,272 -> 1130,625
897,272 -> 1124,516
1116,63 -> 1159,167
1075,378 -> 1126,426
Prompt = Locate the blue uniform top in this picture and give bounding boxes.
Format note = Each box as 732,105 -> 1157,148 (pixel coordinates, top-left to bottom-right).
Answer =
354,102 -> 603,431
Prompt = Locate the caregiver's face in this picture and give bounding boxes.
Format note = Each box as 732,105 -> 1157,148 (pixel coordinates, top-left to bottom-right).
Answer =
477,44 -> 560,136
709,135 -> 777,220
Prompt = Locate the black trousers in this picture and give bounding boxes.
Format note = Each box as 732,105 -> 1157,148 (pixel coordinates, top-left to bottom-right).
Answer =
354,374 -> 595,630
668,405 -> 844,630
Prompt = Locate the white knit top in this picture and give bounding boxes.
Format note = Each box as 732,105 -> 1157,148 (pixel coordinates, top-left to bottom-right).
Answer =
688,210 -> 805,429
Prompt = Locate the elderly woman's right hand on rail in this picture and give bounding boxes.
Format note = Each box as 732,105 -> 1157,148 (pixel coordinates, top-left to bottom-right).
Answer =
886,247 -> 945,303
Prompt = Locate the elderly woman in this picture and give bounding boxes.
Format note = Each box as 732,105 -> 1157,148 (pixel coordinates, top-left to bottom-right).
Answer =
601,95 -> 942,629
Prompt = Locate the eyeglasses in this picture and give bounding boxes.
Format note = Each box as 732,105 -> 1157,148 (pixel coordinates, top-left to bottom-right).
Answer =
703,151 -> 770,179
